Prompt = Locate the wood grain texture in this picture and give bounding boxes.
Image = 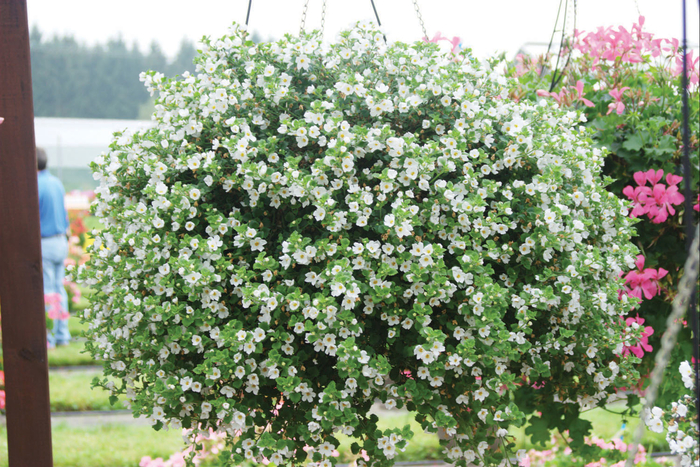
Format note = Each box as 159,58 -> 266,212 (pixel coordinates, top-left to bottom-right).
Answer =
0,1 -> 54,465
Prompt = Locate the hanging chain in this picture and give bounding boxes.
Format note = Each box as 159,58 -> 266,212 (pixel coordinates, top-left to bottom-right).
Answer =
299,0 -> 326,36
299,0 -> 310,35
320,0 -> 327,35
624,225 -> 700,467
412,0 -> 429,39
632,0 -> 642,17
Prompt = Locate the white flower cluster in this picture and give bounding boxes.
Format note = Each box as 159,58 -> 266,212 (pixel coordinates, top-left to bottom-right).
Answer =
77,21 -> 642,467
646,361 -> 698,467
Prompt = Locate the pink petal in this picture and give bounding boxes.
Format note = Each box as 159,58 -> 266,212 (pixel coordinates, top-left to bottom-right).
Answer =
634,255 -> 646,271
646,169 -> 664,185
641,281 -> 658,300
665,173 -> 683,186
633,171 -> 647,186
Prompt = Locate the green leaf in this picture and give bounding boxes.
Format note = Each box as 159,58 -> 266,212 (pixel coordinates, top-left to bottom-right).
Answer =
621,134 -> 644,151
525,416 -> 551,447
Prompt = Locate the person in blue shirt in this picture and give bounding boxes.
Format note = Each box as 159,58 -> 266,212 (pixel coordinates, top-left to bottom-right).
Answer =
37,147 -> 71,348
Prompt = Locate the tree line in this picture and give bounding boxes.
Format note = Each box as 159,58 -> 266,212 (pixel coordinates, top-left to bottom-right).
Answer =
29,26 -> 198,120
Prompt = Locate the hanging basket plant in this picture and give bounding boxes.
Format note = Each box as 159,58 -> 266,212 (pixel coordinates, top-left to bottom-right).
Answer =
77,21 -> 645,467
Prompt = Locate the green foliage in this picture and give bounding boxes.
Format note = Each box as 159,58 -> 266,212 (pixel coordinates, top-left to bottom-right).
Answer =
507,16 -> 699,407
79,22 -> 643,467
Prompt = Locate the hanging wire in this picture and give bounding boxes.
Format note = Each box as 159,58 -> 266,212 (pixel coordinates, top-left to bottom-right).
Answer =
632,0 -> 642,17
245,0 -> 253,26
412,0 -> 429,40
299,0 -> 310,35
678,0 -> 700,432
369,0 -> 388,43
540,0 -> 566,79
548,0 -> 577,92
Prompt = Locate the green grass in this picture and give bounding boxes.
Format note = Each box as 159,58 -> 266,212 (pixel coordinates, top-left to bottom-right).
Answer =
67,316 -> 89,338
48,341 -> 96,367
509,403 -> 668,453
0,423 -> 186,467
49,370 -> 126,412
0,404 -> 670,467
84,215 -> 103,231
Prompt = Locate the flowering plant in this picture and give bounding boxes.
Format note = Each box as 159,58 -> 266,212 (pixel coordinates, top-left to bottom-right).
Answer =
644,361 -> 699,466
78,22 -> 643,466
508,16 -> 699,407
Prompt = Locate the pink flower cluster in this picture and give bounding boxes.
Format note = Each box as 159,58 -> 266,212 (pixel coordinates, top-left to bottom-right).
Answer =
140,429 -> 226,467
574,15 -> 699,85
536,80 -> 594,107
44,292 -> 69,320
519,435 -> 652,467
621,255 -> 668,301
623,169 -> 685,223
621,316 -> 654,359
424,31 -> 461,55
575,16 -> 662,67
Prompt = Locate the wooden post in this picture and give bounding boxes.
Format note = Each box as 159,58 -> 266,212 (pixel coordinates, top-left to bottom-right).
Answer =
0,1 -> 54,466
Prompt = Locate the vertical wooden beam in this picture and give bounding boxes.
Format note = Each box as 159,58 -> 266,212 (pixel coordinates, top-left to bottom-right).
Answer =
0,1 -> 54,466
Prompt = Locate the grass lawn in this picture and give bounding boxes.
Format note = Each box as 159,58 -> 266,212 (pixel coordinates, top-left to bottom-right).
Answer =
0,423 -> 186,467
0,405 -> 670,467
49,370 -> 126,412
48,341 -> 97,367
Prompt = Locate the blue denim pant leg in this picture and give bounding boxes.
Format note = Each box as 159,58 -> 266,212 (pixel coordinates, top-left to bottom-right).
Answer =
42,235 -> 71,346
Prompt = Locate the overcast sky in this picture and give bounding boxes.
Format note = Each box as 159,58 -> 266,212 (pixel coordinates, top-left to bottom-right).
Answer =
27,0 -> 699,60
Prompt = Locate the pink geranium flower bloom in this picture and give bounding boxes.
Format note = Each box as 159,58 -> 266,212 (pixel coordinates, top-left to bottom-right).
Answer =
607,87 -> 629,115
622,316 -> 654,359
622,170 -> 685,223
622,184 -> 651,217
622,255 -> 668,301
571,80 -> 594,107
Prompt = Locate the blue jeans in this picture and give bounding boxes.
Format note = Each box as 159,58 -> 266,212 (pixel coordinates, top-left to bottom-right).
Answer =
42,234 -> 71,346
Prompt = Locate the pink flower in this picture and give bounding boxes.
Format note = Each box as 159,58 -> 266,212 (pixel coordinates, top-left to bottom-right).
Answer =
536,88 -> 567,104
647,183 -> 684,223
424,31 -> 461,54
694,194 -> 699,212
622,255 -> 668,301
607,87 -> 629,115
645,168 -> 664,184
623,170 -> 685,223
672,49 -> 700,85
0,117 -> 4,125
45,292 -> 69,320
622,184 -> 651,218
621,316 -> 654,358
571,80 -> 594,107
